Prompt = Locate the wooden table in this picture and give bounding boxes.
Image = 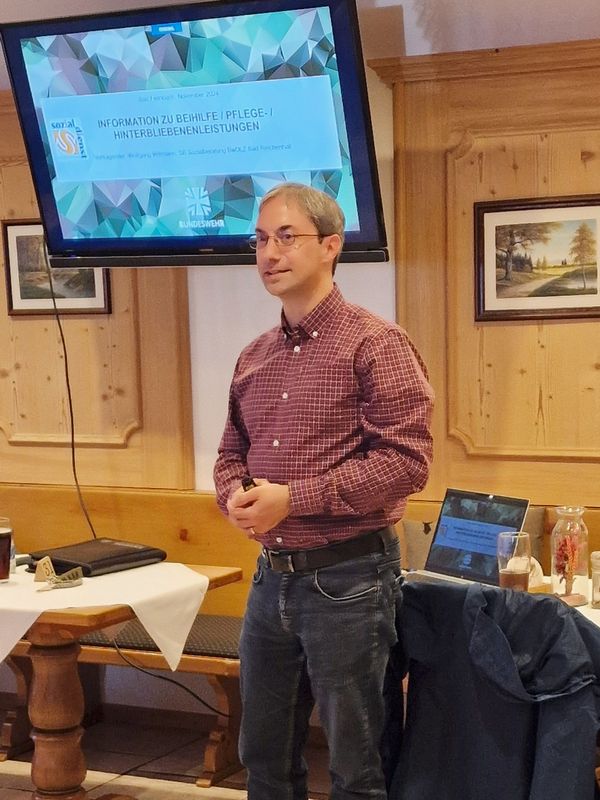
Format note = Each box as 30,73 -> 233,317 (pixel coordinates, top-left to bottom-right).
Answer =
12,564 -> 242,800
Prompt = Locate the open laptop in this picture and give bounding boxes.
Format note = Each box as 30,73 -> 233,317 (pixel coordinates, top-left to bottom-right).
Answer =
404,488 -> 529,586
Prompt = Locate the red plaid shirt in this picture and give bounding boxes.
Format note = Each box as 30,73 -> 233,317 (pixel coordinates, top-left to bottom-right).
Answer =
214,285 -> 434,549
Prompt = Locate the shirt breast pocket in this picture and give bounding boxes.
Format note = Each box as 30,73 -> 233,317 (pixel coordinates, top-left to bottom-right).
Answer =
300,363 -> 360,434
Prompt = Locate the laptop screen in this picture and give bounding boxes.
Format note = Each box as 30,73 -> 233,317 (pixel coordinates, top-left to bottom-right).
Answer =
424,489 -> 530,585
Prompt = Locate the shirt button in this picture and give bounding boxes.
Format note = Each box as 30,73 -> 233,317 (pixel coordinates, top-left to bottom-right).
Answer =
312,331 -> 319,338
282,392 -> 288,399
293,345 -> 301,353
276,537 -> 283,544
273,439 -> 280,447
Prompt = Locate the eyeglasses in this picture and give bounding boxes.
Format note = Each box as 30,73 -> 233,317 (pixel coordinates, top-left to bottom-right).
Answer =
248,231 -> 324,250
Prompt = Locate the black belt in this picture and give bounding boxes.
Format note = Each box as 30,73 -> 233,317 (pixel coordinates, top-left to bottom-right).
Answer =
262,526 -> 396,573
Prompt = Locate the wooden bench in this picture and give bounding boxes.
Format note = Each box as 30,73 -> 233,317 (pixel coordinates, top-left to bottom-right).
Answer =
5,613 -> 244,788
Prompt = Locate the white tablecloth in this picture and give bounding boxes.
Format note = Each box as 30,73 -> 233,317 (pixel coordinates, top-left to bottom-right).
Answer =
574,580 -> 599,626
0,562 -> 208,670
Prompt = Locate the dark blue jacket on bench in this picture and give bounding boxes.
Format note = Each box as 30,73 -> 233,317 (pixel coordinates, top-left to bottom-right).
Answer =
388,581 -> 600,800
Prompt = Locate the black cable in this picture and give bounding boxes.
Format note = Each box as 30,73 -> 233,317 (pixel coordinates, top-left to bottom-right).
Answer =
111,639 -> 230,717
42,249 -> 97,539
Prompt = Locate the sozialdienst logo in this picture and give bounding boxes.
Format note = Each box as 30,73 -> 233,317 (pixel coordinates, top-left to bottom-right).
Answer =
49,118 -> 88,159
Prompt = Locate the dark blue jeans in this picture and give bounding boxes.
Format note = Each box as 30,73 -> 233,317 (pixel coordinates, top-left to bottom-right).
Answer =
239,536 -> 401,800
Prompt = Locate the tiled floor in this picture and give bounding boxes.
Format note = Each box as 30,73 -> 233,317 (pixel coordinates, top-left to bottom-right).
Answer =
0,719 -> 330,799
0,759 -> 245,799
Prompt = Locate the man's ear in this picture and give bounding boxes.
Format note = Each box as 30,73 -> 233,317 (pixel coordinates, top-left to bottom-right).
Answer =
323,233 -> 342,263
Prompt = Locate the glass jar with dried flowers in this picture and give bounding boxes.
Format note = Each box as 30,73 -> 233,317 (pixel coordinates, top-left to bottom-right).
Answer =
551,506 -> 589,606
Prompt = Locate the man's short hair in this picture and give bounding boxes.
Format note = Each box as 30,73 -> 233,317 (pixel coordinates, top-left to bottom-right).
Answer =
259,183 -> 345,272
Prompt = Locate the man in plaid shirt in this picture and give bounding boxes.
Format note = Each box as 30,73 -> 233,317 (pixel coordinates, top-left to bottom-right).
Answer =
214,183 -> 433,800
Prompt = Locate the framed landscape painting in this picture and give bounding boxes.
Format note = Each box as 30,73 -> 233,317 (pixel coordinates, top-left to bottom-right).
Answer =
2,220 -> 110,316
474,196 -> 599,321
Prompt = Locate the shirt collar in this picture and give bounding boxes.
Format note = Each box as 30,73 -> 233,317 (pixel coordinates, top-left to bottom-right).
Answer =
280,285 -> 344,342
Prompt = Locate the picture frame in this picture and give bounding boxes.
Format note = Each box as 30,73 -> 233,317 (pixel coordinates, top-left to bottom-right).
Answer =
474,196 -> 600,321
2,220 -> 110,316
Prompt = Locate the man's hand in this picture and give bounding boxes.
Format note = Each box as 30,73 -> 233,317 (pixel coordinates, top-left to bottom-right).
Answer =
227,479 -> 290,538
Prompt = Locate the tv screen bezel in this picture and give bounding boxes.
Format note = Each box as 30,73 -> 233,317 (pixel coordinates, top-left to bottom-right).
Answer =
0,0 -> 388,267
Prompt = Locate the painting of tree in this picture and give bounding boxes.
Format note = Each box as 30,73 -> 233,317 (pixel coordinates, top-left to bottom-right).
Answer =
496,222 -> 560,280
475,197 -> 600,320
568,222 -> 595,291
495,218 -> 597,299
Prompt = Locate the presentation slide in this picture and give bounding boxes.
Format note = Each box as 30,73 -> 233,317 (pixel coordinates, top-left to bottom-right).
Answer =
434,515 -> 515,557
42,76 -> 341,183
16,4 -> 364,241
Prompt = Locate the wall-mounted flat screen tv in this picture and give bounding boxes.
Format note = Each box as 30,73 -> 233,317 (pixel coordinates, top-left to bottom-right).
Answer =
0,0 -> 387,267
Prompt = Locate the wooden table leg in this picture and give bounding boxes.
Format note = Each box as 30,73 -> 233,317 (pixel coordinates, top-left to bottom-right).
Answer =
26,637 -> 133,800
28,640 -> 86,800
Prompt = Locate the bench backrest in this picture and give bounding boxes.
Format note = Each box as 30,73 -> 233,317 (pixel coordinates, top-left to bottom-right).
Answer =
2,483 -> 598,610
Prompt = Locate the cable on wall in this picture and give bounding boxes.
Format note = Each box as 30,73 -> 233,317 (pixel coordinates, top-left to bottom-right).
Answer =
43,246 -> 97,539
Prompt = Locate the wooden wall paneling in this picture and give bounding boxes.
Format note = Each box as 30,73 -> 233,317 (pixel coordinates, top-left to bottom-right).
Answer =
371,41 -> 600,509
446,70 -> 600,137
371,40 -> 600,86
393,79 -> 408,327
399,79 -> 450,499
0,95 -> 30,170
0,165 -> 38,218
448,132 -> 600,459
0,266 -> 144,484
0,273 -> 141,448
0,267 -> 195,489
547,130 -> 600,195
134,268 -> 195,489
450,134 -> 543,455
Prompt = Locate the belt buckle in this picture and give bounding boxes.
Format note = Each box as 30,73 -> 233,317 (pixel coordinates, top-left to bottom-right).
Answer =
266,550 -> 295,573
280,554 -> 295,573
